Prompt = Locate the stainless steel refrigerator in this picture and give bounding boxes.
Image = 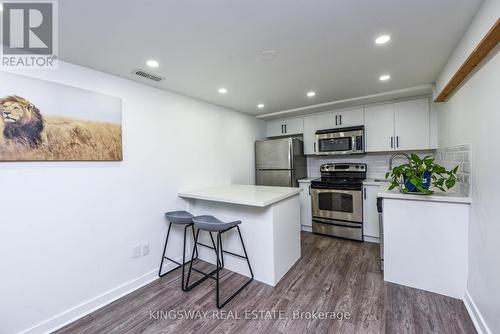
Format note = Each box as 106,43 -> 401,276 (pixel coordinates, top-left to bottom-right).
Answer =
255,138 -> 307,187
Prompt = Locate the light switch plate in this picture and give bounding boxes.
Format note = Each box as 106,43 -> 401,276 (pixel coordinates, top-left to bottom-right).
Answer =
142,243 -> 150,256
132,245 -> 141,258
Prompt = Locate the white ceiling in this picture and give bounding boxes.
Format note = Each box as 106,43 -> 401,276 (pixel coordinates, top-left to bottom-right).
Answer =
59,0 -> 482,115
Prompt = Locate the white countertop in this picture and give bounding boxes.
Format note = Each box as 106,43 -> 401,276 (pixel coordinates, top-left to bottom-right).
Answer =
363,178 -> 390,186
178,184 -> 301,207
298,177 -> 317,183
377,184 -> 471,204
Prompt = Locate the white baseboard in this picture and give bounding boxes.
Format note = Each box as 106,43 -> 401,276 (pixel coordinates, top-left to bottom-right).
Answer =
19,259 -> 180,334
363,235 -> 380,243
301,225 -> 312,232
463,289 -> 491,334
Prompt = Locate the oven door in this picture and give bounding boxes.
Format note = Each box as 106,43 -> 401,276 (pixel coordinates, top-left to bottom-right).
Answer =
311,188 -> 363,223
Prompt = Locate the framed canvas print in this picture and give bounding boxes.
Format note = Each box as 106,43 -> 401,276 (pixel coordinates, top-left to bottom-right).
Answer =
0,72 -> 123,161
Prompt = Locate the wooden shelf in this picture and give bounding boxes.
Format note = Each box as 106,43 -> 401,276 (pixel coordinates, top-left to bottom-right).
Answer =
435,18 -> 500,102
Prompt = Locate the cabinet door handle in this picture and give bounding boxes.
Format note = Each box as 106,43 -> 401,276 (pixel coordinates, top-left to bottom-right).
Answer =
313,142 -> 316,152
281,124 -> 284,134
339,114 -> 342,125
390,137 -> 394,149
309,185 -> 311,195
396,136 -> 399,148
364,188 -> 366,199
335,115 -> 338,126
285,124 -> 287,133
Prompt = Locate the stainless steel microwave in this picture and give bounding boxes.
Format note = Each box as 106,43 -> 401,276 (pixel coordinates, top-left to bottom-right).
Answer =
315,126 -> 365,155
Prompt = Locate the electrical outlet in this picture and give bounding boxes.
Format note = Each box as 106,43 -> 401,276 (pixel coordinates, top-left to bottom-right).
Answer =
142,243 -> 150,256
132,245 -> 141,258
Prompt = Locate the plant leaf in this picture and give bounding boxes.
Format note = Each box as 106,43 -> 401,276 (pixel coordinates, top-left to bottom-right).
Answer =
446,178 -> 456,189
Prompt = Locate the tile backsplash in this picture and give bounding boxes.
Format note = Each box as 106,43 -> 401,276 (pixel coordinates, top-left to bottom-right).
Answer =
434,144 -> 471,196
307,153 -> 406,179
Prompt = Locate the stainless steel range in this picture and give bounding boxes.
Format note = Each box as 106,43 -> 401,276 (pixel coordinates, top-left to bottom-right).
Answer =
311,163 -> 366,241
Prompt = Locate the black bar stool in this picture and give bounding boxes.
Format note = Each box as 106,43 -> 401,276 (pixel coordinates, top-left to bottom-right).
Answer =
185,215 -> 254,308
159,211 -> 220,291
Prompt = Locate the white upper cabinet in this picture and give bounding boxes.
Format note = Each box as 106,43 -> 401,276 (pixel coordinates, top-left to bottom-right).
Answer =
365,98 -> 431,152
365,104 -> 395,152
284,117 -> 304,135
266,120 -> 284,138
303,115 -> 317,155
303,112 -> 335,154
267,97 -> 432,153
266,117 -> 304,137
333,108 -> 364,128
315,112 -> 335,130
394,98 -> 430,151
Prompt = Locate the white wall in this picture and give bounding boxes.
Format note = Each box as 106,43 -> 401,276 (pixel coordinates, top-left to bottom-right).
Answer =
434,1 -> 500,333
0,62 -> 265,334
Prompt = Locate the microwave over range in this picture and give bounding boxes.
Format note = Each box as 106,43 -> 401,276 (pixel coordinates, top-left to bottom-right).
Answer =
315,126 -> 365,156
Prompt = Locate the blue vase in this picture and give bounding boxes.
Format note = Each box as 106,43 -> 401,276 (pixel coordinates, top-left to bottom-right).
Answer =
403,171 -> 432,192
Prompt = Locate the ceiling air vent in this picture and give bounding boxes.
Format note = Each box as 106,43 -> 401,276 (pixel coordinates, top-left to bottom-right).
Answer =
132,69 -> 164,82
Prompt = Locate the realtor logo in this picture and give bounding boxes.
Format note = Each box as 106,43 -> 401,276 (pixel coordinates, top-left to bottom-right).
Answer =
1,1 -> 58,68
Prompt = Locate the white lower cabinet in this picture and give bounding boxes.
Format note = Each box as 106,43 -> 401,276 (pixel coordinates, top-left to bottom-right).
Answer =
299,181 -> 312,230
363,184 -> 380,241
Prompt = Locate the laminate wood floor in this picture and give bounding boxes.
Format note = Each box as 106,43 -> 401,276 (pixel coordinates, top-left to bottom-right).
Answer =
55,232 -> 476,334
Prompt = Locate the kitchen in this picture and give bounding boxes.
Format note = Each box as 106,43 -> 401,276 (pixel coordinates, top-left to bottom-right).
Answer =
1,1 -> 498,334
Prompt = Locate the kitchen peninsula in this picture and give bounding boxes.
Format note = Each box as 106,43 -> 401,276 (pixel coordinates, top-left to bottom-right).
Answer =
178,184 -> 301,286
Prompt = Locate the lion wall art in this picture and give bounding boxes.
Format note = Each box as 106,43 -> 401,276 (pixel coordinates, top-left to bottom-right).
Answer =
0,72 -> 122,161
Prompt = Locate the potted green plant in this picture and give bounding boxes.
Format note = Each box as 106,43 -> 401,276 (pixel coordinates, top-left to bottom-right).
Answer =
385,153 -> 459,194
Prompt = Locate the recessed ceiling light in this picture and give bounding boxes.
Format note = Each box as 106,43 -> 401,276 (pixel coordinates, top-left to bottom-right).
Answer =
218,87 -> 228,94
257,104 -> 265,109
379,74 -> 391,81
146,59 -> 159,68
375,35 -> 391,45
307,91 -> 316,98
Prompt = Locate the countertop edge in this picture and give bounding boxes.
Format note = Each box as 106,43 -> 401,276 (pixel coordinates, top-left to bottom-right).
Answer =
377,191 -> 472,204
178,189 -> 301,207
298,178 -> 316,183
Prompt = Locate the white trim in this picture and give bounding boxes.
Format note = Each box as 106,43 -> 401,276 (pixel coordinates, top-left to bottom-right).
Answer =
19,259 -> 180,334
463,289 -> 492,334
363,235 -> 380,243
301,225 -> 312,232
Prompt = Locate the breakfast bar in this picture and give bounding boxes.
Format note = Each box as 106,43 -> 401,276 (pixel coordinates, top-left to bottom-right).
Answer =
178,184 -> 301,286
